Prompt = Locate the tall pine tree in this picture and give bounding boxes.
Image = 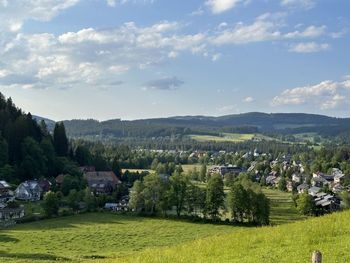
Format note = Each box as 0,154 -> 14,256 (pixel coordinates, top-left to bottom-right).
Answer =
53,122 -> 68,157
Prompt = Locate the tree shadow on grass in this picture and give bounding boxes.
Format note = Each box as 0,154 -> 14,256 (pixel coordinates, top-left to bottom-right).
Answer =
0,234 -> 19,243
0,252 -> 71,261
11,213 -> 145,230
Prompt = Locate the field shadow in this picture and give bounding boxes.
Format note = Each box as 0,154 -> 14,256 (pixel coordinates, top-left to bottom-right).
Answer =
12,213 -> 146,231
0,234 -> 19,243
0,252 -> 71,261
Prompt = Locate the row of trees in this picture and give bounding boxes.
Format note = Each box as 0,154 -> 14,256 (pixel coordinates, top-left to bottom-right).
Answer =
129,172 -> 270,225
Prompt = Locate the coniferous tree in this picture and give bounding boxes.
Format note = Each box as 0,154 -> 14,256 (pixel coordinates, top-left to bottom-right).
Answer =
53,122 -> 68,157
205,174 -> 225,220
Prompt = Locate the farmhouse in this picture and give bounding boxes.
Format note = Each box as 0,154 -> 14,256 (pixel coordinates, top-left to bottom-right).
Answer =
15,180 -> 42,201
84,171 -> 121,194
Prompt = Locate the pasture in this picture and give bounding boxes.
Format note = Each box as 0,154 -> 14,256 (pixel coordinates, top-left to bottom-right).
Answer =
119,210 -> 350,263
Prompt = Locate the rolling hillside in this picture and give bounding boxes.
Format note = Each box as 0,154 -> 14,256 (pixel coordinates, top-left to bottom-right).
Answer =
37,112 -> 350,139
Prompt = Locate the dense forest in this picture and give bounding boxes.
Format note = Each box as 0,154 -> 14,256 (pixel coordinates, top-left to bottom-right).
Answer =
0,92 -> 86,185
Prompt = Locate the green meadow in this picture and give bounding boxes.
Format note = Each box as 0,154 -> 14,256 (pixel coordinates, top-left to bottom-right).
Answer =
189,133 -> 255,142
189,133 -> 276,143
120,210 -> 350,263
0,213 -> 236,262
0,190 -> 346,263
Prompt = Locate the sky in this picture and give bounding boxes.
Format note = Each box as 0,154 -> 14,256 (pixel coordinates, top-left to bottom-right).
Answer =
0,0 -> 350,121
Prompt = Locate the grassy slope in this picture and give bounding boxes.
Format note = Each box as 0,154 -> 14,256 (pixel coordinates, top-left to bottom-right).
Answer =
0,213 -> 236,262
118,211 -> 350,263
263,188 -> 306,225
0,190 -> 333,263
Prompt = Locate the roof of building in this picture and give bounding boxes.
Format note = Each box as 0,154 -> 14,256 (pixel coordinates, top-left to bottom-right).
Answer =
0,181 -> 11,188
84,171 -> 121,186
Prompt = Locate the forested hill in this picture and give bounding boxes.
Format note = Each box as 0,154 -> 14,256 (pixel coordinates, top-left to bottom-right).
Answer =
55,112 -> 350,138
0,92 -> 81,185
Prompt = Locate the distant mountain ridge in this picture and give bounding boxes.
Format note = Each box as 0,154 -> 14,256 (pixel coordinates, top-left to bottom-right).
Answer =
34,112 -> 350,138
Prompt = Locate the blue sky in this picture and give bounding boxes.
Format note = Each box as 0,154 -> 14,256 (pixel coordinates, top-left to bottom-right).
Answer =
0,0 -> 350,120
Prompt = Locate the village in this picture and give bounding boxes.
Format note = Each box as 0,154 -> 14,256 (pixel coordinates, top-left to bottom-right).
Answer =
0,148 -> 348,226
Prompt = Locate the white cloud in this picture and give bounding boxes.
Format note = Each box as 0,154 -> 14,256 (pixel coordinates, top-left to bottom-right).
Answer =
212,53 -> 221,61
106,0 -> 118,7
0,0 -> 80,32
289,42 -> 330,53
206,0 -> 243,14
0,21 -> 209,90
211,14 -> 326,45
106,0 -> 155,7
284,25 -> 326,39
272,79 -> 350,110
281,0 -> 316,9
211,14 -> 282,45
243,96 -> 254,103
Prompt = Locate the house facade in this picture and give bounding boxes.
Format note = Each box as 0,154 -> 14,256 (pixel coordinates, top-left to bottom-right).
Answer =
15,181 -> 42,201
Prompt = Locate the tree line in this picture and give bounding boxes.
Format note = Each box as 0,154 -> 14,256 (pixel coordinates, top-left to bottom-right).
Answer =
129,172 -> 270,225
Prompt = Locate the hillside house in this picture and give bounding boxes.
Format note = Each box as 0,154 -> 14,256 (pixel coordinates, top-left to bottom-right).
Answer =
311,177 -> 328,188
292,174 -> 302,184
15,181 -> 42,201
38,179 -> 51,193
286,181 -> 294,192
334,174 -> 346,184
314,193 -> 340,212
266,175 -> 278,186
0,181 -> 14,204
297,183 -> 309,194
84,171 -> 121,195
308,186 -> 321,196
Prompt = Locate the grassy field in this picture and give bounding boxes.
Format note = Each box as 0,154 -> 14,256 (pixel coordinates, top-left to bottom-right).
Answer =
0,213 -> 237,262
189,133 -> 255,142
189,133 -> 276,143
0,189 -> 308,262
262,188 -> 305,225
119,210 -> 350,263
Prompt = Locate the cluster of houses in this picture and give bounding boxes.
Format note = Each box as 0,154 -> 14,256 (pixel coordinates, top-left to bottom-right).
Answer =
265,163 -> 346,211
0,180 -> 24,224
0,166 -> 123,223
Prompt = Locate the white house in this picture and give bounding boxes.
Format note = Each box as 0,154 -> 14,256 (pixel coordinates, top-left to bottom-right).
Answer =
15,181 -> 42,201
